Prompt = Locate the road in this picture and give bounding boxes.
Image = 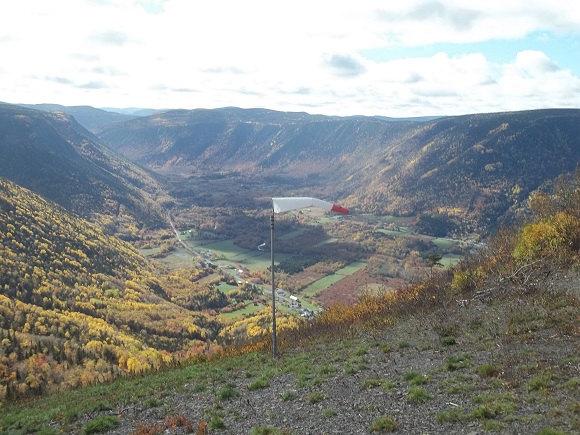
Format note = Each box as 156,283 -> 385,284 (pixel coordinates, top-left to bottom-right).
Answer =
167,210 -> 196,254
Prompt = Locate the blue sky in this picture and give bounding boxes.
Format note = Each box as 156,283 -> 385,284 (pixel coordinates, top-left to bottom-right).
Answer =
1,0 -> 579,117
363,33 -> 580,73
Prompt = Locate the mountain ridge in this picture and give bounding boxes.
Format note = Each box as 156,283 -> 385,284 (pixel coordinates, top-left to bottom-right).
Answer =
0,103 -> 167,231
96,107 -> 580,234
17,103 -> 139,131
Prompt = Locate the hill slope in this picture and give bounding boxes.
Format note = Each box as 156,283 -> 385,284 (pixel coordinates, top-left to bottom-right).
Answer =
352,109 -> 580,233
0,103 -> 166,231
0,178 -> 220,398
97,107 -> 580,235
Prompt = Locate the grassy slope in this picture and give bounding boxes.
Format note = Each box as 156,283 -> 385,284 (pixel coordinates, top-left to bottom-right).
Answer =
1,268 -> 577,434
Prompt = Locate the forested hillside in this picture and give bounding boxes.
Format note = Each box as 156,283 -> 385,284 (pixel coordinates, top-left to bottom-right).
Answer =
0,178 -> 220,399
351,109 -> 580,234
0,104 -> 167,233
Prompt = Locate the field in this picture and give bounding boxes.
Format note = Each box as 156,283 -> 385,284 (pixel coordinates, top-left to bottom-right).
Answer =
151,211 -> 467,320
300,262 -> 366,298
219,302 -> 264,320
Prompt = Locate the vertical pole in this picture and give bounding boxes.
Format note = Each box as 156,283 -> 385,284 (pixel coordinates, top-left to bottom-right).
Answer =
270,210 -> 277,357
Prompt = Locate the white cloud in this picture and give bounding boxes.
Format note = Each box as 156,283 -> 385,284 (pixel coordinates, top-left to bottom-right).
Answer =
0,0 -> 579,115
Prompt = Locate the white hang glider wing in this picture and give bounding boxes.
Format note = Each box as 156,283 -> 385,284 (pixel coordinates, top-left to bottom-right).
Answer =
272,197 -> 349,214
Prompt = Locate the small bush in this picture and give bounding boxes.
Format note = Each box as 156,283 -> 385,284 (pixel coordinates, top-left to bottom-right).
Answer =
354,346 -> 369,356
470,393 -> 515,419
192,383 -> 208,393
323,407 -> 336,418
397,341 -> 410,349
444,383 -> 476,394
208,412 -> 225,430
81,416 -> 120,434
444,354 -> 471,371
318,364 -> 336,375
369,416 -> 397,432
561,377 -> 580,390
380,343 -> 393,353
525,372 -> 554,393
344,357 -> 367,375
482,420 -> 507,430
91,402 -> 113,412
537,429 -> 567,435
143,397 -> 161,408
363,378 -> 385,389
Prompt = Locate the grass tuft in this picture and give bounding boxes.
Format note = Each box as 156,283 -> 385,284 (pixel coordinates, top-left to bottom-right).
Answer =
407,387 -> 432,403
81,416 -> 120,434
216,383 -> 240,402
369,416 -> 397,432
247,377 -> 270,391
308,392 -> 326,404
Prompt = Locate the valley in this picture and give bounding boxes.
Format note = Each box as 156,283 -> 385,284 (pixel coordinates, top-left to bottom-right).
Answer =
0,103 -> 578,409
143,188 -> 466,320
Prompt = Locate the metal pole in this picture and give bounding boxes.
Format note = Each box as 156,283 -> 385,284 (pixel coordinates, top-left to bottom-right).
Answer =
270,209 -> 277,357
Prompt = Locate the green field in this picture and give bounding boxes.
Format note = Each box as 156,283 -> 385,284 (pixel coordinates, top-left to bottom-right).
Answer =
138,247 -> 162,257
215,282 -> 240,293
185,239 -> 292,270
376,226 -> 414,237
441,254 -> 462,267
278,228 -> 309,240
335,261 -> 366,275
300,261 -> 366,297
219,302 -> 264,320
431,237 -> 458,249
147,247 -> 194,269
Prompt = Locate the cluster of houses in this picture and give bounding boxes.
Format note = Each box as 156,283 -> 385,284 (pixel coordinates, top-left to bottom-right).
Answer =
271,289 -> 316,317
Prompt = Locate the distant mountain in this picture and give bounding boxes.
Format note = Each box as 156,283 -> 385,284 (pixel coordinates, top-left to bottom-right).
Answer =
0,103 -> 166,230
18,103 -> 138,131
96,107 -> 580,234
100,107 -> 165,117
95,107 -> 418,181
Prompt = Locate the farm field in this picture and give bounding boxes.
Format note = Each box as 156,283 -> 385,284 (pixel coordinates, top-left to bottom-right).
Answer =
184,239 -> 292,270
219,302 -> 264,320
300,261 -> 366,297
156,209 -> 468,321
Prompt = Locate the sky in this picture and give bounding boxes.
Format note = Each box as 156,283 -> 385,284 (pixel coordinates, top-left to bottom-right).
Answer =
1,0 -> 580,117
